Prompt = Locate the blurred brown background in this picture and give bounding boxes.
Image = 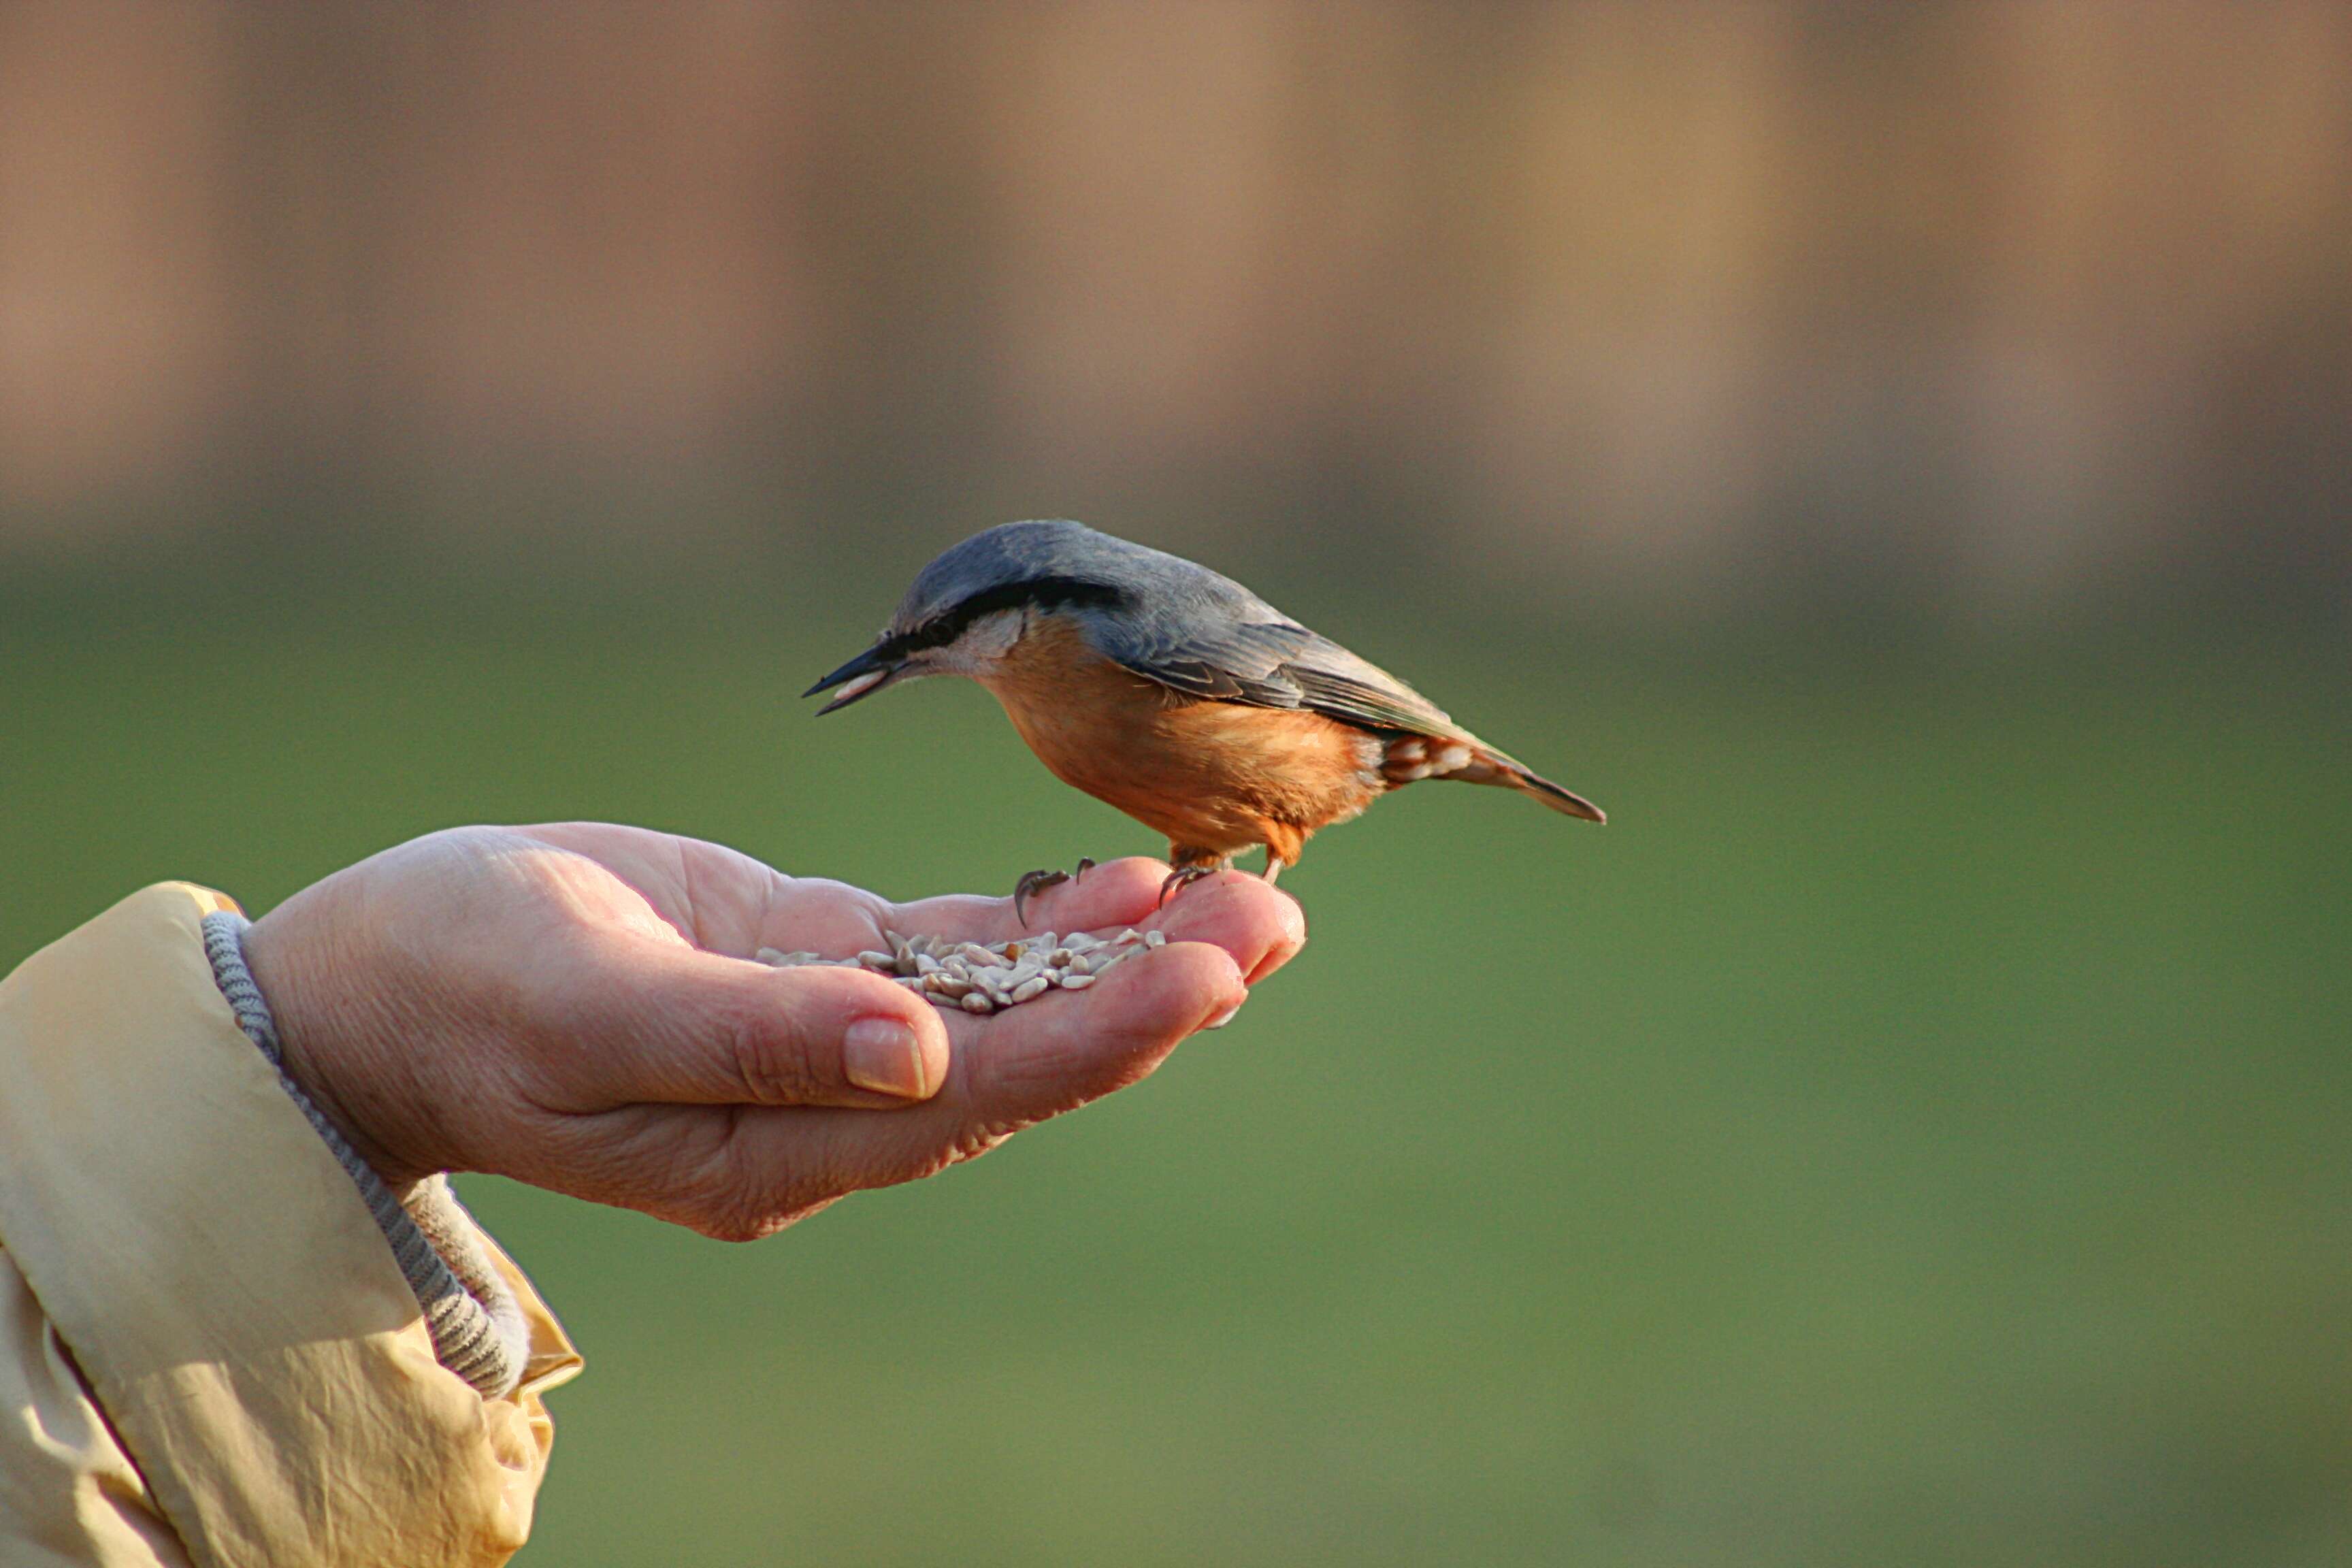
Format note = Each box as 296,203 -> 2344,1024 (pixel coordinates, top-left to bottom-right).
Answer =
4,1 -> 2347,615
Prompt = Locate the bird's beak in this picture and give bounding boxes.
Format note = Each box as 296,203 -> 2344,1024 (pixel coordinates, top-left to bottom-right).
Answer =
803,644 -> 905,715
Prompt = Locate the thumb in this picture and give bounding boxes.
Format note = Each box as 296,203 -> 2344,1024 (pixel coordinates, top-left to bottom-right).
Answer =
544,934 -> 952,1109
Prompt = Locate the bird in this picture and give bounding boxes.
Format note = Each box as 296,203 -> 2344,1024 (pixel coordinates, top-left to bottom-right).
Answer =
805,520 -> 1603,918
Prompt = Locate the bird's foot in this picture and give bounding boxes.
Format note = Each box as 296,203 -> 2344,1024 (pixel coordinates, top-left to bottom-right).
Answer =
1158,862 -> 1221,907
1013,858 -> 1096,926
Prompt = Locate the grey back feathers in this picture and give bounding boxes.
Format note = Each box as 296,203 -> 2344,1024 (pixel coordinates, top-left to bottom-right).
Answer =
888,520 -> 1268,646
897,520 -> 1474,743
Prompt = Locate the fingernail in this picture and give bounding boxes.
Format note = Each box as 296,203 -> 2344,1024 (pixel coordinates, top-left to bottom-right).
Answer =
1202,1000 -> 1243,1031
845,1017 -> 930,1098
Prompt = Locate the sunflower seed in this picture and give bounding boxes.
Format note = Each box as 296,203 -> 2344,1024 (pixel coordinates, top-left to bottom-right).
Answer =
762,926 -> 1165,1015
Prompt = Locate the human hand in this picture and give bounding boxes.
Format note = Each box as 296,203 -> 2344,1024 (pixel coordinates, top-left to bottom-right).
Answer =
240,823 -> 1305,1239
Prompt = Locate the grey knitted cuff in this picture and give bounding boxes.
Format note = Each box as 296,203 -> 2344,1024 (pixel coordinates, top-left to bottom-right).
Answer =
201,911 -> 528,1399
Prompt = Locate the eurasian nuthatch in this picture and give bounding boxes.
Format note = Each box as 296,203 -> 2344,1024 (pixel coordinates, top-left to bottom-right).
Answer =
807,520 -> 1603,914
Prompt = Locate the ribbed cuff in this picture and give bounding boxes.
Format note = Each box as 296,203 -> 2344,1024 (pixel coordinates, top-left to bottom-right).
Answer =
200,910 -> 527,1399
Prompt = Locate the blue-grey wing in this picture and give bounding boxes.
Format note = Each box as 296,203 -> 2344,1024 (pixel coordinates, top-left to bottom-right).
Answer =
1083,603 -> 1473,742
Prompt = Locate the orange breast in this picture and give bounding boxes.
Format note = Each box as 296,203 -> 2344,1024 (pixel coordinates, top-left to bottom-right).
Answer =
978,617 -> 1384,860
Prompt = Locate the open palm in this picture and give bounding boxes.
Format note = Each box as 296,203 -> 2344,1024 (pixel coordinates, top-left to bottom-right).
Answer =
244,823 -> 1306,1239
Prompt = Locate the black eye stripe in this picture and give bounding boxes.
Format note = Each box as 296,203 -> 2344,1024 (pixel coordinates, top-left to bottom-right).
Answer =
889,576 -> 1126,657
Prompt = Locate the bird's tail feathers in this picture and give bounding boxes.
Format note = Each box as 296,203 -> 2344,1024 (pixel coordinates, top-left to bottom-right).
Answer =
1382,733 -> 1605,823
1459,748 -> 1606,823
1511,769 -> 1606,823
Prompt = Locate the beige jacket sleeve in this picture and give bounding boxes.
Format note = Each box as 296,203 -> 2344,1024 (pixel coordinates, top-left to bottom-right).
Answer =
0,885 -> 582,1568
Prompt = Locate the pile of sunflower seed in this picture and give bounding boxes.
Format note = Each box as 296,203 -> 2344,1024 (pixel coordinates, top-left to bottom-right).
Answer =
755,926 -> 1165,1015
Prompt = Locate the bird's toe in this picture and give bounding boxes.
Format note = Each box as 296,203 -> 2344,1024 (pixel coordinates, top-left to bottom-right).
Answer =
1156,864 -> 1220,908
1012,867 -> 1071,925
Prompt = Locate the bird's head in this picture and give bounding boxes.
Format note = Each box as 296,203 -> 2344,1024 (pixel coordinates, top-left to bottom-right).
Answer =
804,520 -> 1139,713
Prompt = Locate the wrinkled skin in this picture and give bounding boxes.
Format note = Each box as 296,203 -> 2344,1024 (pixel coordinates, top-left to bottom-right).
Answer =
242,823 -> 1305,1240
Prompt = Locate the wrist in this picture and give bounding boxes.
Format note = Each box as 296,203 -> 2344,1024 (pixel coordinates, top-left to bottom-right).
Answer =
240,910 -> 436,1186
201,907 -> 529,1396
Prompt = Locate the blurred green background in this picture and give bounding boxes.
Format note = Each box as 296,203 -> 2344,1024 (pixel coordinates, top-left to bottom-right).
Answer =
4,3 -> 2350,1563
4,587 -> 2346,1565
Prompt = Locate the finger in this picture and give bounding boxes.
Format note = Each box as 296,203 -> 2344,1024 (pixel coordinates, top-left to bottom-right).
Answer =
538,934 -> 951,1111
954,935 -> 1246,1106
514,822 -> 762,948
883,856 -> 1171,947
659,937 -> 1249,1235
1138,870 -> 1307,987
520,823 -> 858,960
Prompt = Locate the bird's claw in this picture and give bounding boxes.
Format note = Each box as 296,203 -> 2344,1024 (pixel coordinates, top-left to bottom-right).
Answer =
1013,858 -> 1097,925
1158,864 -> 1220,907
